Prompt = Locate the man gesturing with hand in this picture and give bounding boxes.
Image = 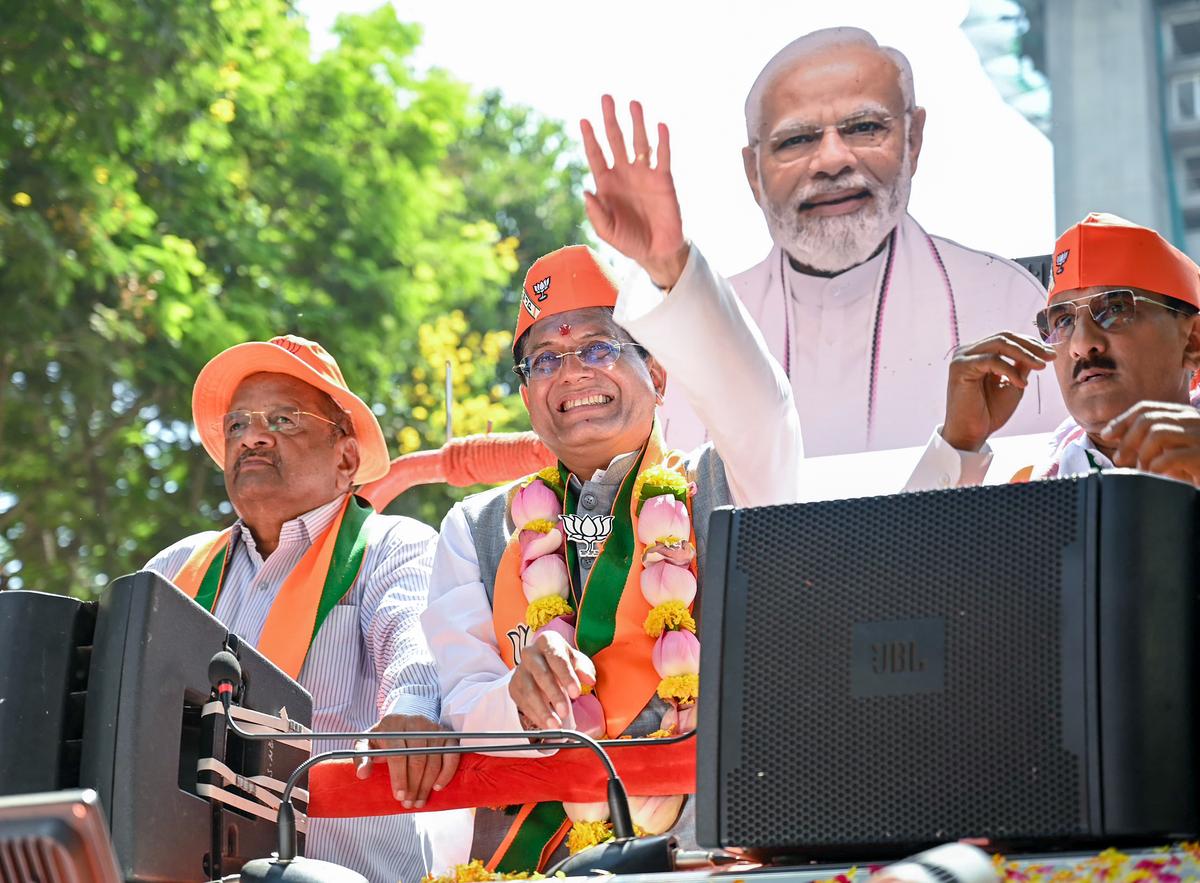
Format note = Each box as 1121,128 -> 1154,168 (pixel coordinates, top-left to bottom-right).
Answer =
907,213 -> 1200,489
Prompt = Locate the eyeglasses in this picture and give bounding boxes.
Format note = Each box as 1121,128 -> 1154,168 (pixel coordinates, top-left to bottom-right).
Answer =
757,110 -> 909,157
221,408 -> 342,440
514,339 -> 647,382
1035,289 -> 1196,345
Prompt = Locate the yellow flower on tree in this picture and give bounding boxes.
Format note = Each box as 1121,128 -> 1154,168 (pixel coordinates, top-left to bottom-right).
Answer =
209,98 -> 236,123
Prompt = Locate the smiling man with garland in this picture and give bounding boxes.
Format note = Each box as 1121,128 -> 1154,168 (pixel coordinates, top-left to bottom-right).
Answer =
420,95 -> 803,871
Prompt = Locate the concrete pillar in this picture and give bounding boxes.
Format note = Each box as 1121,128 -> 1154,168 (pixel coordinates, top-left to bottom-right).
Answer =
1046,0 -> 1175,235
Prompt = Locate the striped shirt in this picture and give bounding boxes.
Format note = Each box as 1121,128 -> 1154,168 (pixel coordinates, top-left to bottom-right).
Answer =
144,493 -> 471,883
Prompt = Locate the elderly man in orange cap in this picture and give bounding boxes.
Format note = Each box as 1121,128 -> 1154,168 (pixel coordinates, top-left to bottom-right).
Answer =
143,337 -> 469,883
420,96 -> 802,872
906,213 -> 1200,488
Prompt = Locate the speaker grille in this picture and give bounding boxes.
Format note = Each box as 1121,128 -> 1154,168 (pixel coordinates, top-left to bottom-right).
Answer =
722,479 -> 1087,849
0,837 -> 75,883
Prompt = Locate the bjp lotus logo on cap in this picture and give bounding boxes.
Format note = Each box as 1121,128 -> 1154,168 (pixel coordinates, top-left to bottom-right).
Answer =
532,276 -> 551,302
1055,250 -> 1070,275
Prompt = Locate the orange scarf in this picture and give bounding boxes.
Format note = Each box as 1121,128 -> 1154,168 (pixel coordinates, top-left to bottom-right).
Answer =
172,495 -> 370,681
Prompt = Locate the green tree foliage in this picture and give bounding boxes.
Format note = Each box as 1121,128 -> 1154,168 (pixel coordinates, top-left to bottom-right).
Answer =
0,0 -> 587,595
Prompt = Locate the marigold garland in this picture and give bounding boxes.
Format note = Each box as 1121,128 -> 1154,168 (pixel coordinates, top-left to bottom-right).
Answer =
656,673 -> 699,703
533,466 -> 564,494
421,860 -> 542,883
566,820 -> 614,854
633,464 -> 689,511
523,518 -> 557,535
643,600 -> 696,637
525,595 -> 573,630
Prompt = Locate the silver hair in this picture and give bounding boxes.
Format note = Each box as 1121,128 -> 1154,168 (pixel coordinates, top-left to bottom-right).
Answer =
744,27 -> 916,144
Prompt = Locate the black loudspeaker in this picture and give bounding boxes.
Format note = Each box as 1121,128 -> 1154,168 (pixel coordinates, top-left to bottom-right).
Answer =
0,591 -> 95,796
79,571 -> 312,881
697,472 -> 1200,860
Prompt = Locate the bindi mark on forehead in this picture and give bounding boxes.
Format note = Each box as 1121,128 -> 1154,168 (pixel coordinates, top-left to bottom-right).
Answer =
558,323 -> 572,336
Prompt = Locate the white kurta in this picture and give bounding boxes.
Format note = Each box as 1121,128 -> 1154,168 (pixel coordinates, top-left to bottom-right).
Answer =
659,214 -> 1066,456
906,386 -> 1200,490
421,244 -> 802,745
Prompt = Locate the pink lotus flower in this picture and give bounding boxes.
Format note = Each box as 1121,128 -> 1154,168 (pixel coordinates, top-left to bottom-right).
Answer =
628,794 -> 685,835
519,528 -> 562,567
652,629 -> 700,678
535,615 -> 576,644
640,561 -> 697,608
512,480 -> 561,530
636,495 -> 690,545
570,693 -> 606,739
642,541 -> 696,568
661,703 -> 697,735
520,554 -> 568,603
563,801 -> 609,823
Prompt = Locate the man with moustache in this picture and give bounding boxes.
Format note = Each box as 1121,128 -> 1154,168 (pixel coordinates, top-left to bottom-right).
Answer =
659,26 -> 1065,455
143,337 -> 469,883
905,213 -> 1200,488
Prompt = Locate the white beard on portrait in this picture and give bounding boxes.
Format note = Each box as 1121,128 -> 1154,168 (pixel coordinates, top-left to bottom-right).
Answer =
761,142 -> 913,274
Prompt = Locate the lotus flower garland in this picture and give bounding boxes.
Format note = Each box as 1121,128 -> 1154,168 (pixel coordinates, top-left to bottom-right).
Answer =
638,491 -> 700,707
628,794 -> 687,835
508,459 -> 700,855
512,478 -> 561,530
514,478 -> 573,630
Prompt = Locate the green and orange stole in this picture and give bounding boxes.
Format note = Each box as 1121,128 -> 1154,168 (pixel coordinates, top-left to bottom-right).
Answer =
487,426 -> 697,872
171,494 -> 373,681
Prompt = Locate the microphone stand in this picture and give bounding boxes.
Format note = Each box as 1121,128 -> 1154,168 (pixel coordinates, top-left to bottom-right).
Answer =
210,650 -> 696,879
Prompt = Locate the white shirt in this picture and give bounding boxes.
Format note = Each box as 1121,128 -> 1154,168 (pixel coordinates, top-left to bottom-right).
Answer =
422,243 -> 803,746
145,494 -> 471,883
660,214 -> 1066,456
905,424 -> 1111,491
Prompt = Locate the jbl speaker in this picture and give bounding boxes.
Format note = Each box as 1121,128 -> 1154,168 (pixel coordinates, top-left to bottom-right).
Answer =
696,471 -> 1200,860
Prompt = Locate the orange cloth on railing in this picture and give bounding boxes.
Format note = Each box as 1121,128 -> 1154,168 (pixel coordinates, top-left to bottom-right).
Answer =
306,739 -> 695,818
359,432 -> 554,510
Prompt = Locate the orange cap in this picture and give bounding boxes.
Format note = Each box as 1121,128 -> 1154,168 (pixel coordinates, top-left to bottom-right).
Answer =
192,335 -> 390,484
1049,212 -> 1200,308
513,245 -> 620,348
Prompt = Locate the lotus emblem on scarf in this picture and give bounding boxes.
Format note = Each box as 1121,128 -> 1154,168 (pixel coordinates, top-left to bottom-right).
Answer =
506,623 -> 532,664
559,513 -> 614,559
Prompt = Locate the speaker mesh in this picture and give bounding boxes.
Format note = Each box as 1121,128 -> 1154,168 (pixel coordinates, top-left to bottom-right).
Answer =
722,479 -> 1087,849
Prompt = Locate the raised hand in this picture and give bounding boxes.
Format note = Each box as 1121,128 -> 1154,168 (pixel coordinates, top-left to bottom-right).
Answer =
941,332 -> 1056,453
1101,400 -> 1200,485
580,95 -> 688,289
